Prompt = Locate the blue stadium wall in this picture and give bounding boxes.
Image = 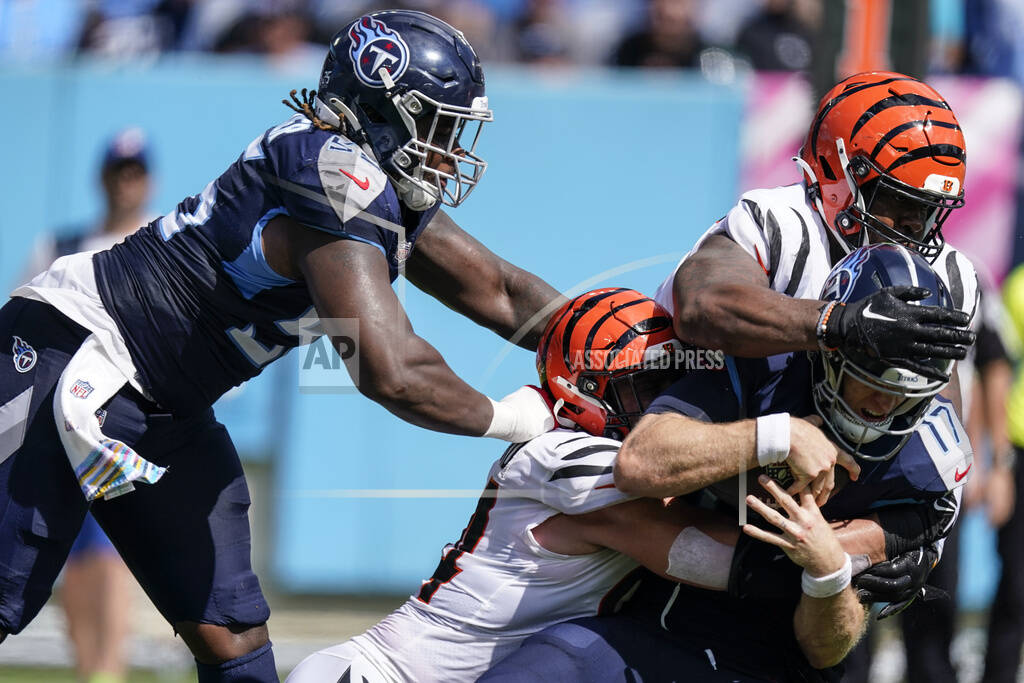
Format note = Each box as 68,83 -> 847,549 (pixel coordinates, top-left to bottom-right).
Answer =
0,60 -> 998,606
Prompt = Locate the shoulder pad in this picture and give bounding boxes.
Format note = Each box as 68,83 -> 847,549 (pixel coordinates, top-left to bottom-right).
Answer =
315,135 -> 390,223
901,398 -> 974,494
496,430 -> 628,514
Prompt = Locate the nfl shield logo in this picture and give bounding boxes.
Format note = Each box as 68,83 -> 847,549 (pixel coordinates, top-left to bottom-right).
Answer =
394,240 -> 412,265
70,380 -> 95,399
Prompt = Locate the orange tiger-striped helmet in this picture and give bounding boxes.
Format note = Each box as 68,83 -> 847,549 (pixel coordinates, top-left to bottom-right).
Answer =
796,71 -> 966,262
536,288 -> 684,439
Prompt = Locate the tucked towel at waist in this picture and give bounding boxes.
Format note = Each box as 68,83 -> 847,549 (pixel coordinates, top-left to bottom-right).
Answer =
53,334 -> 166,501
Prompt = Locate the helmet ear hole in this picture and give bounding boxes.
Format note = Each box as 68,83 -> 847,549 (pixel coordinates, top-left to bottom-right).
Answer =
359,103 -> 387,124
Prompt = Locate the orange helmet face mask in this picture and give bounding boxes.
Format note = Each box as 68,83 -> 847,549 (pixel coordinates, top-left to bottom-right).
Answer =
796,71 -> 966,262
536,288 -> 684,440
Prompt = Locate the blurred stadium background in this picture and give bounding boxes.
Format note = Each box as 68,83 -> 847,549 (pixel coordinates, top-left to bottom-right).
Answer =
1,0 -> 1023,680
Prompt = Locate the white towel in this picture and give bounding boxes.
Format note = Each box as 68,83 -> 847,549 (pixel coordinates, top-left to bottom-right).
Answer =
54,334 -> 166,501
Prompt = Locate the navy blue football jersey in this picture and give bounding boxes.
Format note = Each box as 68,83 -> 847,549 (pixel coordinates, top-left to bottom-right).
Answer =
647,352 -> 970,517
620,353 -> 970,679
93,115 -> 438,413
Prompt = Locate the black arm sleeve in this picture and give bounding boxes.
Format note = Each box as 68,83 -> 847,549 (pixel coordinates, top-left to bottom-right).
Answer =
874,493 -> 957,559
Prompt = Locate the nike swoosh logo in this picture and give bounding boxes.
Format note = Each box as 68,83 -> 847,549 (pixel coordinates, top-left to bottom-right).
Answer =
861,303 -> 898,322
339,168 -> 370,190
954,463 -> 972,482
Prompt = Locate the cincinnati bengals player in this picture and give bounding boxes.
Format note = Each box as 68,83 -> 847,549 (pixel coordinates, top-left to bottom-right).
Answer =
286,287 -> 928,683
657,71 -> 975,372
654,71 -> 977,504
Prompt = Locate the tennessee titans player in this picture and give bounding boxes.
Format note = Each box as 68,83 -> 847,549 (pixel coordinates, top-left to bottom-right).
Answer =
0,10 -> 561,683
482,245 -> 971,681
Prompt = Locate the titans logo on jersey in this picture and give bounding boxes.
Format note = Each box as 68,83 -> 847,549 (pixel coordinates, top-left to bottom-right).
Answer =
93,115 -> 438,412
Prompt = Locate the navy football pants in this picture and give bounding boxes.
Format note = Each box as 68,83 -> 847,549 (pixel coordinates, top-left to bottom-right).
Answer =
0,298 -> 268,634
478,616 -> 775,683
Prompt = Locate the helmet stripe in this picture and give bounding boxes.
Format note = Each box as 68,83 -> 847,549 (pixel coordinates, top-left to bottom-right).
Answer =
604,315 -> 672,367
560,288 -> 629,365
809,75 -> 916,155
538,291 -> 588,373
868,119 -> 961,161
583,299 -> 649,359
884,144 -> 965,173
850,93 -> 952,141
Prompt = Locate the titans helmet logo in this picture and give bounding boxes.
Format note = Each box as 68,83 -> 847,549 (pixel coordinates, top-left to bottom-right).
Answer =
348,16 -> 410,89
820,269 -> 852,303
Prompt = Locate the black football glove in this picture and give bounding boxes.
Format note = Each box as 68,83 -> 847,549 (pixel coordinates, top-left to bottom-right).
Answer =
821,286 -> 974,382
852,545 -> 946,620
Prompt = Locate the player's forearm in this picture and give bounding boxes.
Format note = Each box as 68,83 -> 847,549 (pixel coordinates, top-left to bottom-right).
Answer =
674,281 -> 823,356
495,262 -> 565,351
672,236 -> 822,356
359,335 -> 492,435
573,498 -> 741,591
615,413 -> 758,497
830,517 -> 887,567
793,588 -> 867,669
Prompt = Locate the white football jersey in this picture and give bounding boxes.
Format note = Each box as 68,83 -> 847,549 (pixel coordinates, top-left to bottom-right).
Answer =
654,183 -> 979,319
287,429 -> 639,683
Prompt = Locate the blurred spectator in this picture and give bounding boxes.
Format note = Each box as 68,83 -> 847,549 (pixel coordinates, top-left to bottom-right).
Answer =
611,0 -> 707,68
213,5 -> 322,69
979,264 -> 1024,683
962,0 -> 1024,80
429,0 -> 500,62
511,0 -> 572,65
76,0 -> 187,58
18,127 -> 154,683
734,0 -> 819,71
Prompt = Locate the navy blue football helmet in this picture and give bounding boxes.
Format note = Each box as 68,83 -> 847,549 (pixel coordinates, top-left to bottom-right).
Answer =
812,244 -> 955,461
315,10 -> 493,211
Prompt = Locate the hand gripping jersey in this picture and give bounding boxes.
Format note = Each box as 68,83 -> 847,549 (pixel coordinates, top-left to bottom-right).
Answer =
86,115 -> 437,412
611,352 -> 970,679
654,184 -> 979,319
648,352 -> 971,518
296,429 -> 640,682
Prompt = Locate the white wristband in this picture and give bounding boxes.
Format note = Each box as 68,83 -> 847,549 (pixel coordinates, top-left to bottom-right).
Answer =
756,413 -> 791,466
801,553 -> 853,599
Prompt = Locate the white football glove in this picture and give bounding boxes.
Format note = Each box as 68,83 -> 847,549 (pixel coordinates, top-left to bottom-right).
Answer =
483,385 -> 556,442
